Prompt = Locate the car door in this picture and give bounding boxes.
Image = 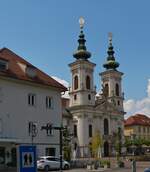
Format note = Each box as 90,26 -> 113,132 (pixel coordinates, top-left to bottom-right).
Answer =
47,157 -> 56,169
54,158 -> 61,169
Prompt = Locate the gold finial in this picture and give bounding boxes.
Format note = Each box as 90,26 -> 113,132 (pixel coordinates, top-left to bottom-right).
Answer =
108,32 -> 113,43
79,17 -> 85,30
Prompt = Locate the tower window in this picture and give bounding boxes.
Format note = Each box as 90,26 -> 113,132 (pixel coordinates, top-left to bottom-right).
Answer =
74,75 -> 78,90
104,84 -> 109,97
89,124 -> 92,137
104,118 -> 109,135
88,94 -> 91,100
116,83 -> 119,96
74,94 -> 77,100
74,125 -> 77,137
86,75 -> 91,89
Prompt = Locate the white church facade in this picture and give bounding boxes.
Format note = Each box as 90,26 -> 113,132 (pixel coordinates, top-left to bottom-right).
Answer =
63,20 -> 125,157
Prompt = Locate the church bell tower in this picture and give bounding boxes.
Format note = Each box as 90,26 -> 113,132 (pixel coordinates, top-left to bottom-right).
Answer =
69,17 -> 96,107
100,33 -> 124,112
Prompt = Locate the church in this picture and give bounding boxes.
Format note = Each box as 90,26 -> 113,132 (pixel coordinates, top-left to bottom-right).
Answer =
62,18 -> 125,158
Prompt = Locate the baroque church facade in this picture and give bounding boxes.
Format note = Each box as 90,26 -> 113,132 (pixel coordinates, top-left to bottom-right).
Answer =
63,20 -> 125,157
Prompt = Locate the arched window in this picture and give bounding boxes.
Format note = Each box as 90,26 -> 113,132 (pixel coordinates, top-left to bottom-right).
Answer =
89,124 -> 92,137
86,75 -> 91,89
74,75 -> 78,90
88,94 -> 91,100
74,125 -> 77,137
74,143 -> 77,150
104,118 -> 109,135
115,83 -> 119,96
104,84 -> 109,97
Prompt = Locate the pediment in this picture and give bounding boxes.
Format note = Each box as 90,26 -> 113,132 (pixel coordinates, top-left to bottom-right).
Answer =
94,99 -> 118,112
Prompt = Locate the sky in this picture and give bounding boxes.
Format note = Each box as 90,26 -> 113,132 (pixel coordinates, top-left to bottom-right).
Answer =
0,0 -> 150,117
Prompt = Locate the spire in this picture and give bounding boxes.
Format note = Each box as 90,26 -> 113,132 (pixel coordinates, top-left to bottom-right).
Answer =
73,17 -> 91,60
103,33 -> 119,70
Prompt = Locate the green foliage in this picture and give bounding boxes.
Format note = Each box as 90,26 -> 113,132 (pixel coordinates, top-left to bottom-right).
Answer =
124,137 -> 150,147
62,127 -> 72,161
90,130 -> 103,158
114,127 -> 122,157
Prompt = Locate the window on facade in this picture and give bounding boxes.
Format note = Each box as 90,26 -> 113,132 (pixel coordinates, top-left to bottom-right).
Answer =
115,83 -> 119,96
0,59 -> 8,71
117,101 -> 120,105
104,118 -> 109,135
46,96 -> 53,109
86,75 -> 91,89
148,127 -> 150,133
28,121 -> 37,137
74,125 -> 77,137
45,147 -> 56,156
74,94 -> 77,100
143,127 -> 146,133
138,126 -> 141,133
104,84 -> 109,97
89,124 -> 92,137
88,94 -> 91,100
28,94 -> 36,106
74,143 -> 77,150
74,75 -> 78,90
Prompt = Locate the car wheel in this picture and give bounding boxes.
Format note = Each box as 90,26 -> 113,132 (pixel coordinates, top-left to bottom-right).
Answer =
64,164 -> 69,170
44,165 -> 50,171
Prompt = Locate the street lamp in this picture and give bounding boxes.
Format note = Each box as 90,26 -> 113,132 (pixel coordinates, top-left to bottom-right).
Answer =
131,133 -> 136,172
41,123 -> 65,172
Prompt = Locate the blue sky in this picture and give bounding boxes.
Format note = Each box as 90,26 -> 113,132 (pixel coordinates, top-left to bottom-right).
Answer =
0,0 -> 150,116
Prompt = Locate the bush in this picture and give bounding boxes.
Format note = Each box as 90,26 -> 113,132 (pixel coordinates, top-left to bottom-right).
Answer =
100,160 -> 111,168
117,160 -> 124,168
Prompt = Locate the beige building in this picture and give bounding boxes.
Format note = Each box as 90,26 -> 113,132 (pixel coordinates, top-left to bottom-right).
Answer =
124,114 -> 150,140
63,23 -> 125,157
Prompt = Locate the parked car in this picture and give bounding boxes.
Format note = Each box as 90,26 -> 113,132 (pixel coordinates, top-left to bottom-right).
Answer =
37,156 -> 70,171
144,168 -> 150,172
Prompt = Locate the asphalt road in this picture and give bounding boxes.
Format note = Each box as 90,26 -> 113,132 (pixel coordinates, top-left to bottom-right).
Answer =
1,161 -> 150,172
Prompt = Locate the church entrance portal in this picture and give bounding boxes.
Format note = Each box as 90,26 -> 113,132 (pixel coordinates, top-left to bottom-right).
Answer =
104,141 -> 109,157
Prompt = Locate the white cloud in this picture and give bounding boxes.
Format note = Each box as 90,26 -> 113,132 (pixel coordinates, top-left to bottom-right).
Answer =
124,79 -> 150,118
52,76 -> 70,98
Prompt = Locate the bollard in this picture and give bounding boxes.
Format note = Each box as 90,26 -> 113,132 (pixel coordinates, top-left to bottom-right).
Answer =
132,160 -> 136,172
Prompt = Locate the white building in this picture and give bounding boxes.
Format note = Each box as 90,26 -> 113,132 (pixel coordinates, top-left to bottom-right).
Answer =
63,25 -> 125,158
0,48 -> 66,166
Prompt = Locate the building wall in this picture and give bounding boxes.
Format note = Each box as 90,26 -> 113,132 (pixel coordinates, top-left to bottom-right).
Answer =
0,77 -> 62,157
124,125 -> 150,139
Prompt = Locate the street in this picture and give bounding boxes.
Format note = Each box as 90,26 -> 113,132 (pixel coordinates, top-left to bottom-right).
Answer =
1,161 -> 150,172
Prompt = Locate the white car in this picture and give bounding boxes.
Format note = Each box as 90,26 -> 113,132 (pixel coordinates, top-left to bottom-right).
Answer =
37,156 -> 70,171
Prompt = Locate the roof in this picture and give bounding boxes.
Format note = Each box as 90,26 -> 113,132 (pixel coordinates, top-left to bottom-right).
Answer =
0,48 -> 67,92
124,114 -> 150,127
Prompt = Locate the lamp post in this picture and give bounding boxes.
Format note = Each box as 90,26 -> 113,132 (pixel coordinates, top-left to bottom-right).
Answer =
41,123 -> 65,172
131,133 -> 136,172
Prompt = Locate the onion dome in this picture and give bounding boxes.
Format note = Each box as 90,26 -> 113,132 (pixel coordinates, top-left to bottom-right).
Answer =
103,33 -> 119,70
73,17 -> 91,60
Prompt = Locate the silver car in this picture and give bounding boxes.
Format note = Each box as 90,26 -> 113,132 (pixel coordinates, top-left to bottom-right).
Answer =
37,156 -> 70,171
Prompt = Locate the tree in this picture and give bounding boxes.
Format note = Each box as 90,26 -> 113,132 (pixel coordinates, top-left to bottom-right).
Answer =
90,130 -> 103,158
62,127 -> 72,161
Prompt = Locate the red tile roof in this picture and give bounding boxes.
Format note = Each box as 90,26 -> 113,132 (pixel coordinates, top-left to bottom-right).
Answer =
0,48 -> 67,92
125,114 -> 150,127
